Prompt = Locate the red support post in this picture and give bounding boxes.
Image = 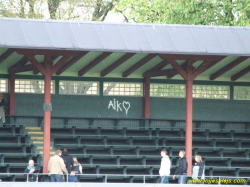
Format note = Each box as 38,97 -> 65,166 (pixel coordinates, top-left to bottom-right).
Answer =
8,72 -> 15,115
185,63 -> 193,176
143,77 -> 150,118
43,63 -> 52,173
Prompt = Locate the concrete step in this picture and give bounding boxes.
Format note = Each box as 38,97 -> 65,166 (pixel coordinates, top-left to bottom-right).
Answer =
39,151 -> 56,155
36,146 -> 53,150
31,136 -> 43,140
25,127 -> 56,156
33,141 -> 44,144
25,127 -> 42,130
28,131 -> 43,135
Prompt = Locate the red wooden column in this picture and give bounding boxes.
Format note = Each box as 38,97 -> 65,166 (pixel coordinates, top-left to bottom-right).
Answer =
159,55 -> 220,176
43,57 -> 52,173
143,77 -> 150,118
185,62 -> 193,176
14,49 -> 73,173
8,72 -> 15,115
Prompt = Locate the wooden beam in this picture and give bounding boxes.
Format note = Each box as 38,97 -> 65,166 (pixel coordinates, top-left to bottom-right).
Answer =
45,55 -> 53,69
143,77 -> 150,118
25,54 -> 46,76
10,64 -> 36,73
56,52 -> 89,75
122,54 -> 157,77
142,59 -> 170,75
231,65 -> 250,81
159,53 -> 224,61
8,56 -> 29,73
0,49 -> 14,63
78,52 -> 112,76
192,60 -> 214,79
8,72 -> 15,115
210,57 -> 249,80
143,69 -> 173,77
168,59 -> 188,80
200,56 -> 227,73
34,55 -> 59,75
101,53 -> 135,77
15,48 -> 80,56
167,61 -> 188,78
50,56 -> 71,75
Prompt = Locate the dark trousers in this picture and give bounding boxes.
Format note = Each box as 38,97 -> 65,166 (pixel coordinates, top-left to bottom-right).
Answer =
50,174 -> 63,182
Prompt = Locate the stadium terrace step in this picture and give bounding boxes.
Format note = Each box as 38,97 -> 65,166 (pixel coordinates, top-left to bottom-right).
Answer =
36,146 -> 53,150
31,136 -> 43,140
33,141 -> 43,144
39,151 -> 56,155
24,127 -> 56,156
25,127 -> 42,130
28,131 -> 43,134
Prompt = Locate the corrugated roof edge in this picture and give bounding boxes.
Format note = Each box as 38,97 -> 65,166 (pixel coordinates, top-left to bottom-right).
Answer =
2,46 -> 248,57
0,17 -> 249,56
0,17 -> 249,29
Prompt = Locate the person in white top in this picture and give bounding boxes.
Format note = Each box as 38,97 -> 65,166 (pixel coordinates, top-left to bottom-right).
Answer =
159,149 -> 171,183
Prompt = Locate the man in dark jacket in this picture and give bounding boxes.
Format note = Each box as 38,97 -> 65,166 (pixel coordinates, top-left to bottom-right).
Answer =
0,93 -> 8,124
24,160 -> 41,182
61,148 -> 74,174
173,150 -> 188,184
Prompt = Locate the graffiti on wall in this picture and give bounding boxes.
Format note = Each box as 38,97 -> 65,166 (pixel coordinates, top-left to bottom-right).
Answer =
108,99 -> 130,115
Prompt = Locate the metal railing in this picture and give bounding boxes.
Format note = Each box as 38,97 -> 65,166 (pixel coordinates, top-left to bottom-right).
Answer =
0,173 -> 249,184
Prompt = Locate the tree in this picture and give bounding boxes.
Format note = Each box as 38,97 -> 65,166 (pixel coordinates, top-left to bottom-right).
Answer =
115,0 -> 250,26
0,0 -> 118,21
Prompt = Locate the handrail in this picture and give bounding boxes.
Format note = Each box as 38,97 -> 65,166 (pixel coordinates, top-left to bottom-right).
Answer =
0,173 -> 249,184
55,143 -> 250,150
0,173 -> 249,178
0,153 -> 249,160
50,134 -> 250,141
5,114 -> 250,123
1,163 -> 250,169
1,132 -> 250,141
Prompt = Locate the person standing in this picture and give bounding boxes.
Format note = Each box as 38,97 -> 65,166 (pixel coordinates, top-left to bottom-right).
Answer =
61,148 -> 74,174
69,157 -> 82,182
0,93 -> 8,124
159,149 -> 171,183
24,160 -> 41,182
72,157 -> 82,175
173,150 -> 188,184
48,149 -> 68,182
192,155 -> 205,183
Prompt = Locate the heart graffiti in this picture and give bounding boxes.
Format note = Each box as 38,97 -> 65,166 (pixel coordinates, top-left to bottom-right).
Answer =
122,101 -> 130,115
108,99 -> 131,116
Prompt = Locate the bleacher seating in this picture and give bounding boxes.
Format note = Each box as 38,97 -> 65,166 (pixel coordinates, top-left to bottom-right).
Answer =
0,116 -> 250,184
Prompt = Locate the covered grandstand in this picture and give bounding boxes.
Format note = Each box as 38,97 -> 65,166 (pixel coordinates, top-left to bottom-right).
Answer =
0,17 -> 249,184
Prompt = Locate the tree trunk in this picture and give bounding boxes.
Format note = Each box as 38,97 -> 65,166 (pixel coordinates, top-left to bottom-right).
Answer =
92,0 -> 117,21
27,0 -> 36,17
20,0 -> 25,18
47,0 -> 62,19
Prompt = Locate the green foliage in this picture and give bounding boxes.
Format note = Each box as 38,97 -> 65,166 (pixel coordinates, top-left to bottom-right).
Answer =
115,0 -> 250,26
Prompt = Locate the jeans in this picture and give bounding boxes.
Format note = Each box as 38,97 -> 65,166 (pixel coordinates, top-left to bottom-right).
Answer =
68,175 -> 79,182
50,175 -> 63,182
178,175 -> 187,184
160,176 -> 169,183
0,108 -> 5,123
